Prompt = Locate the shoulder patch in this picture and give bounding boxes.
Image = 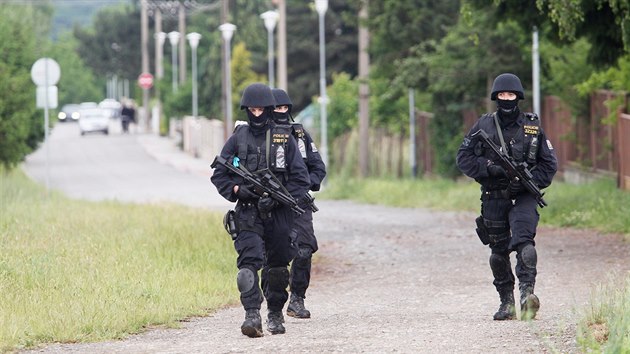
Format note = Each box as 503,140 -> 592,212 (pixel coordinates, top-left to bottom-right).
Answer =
546,139 -> 554,150
310,142 -> 318,152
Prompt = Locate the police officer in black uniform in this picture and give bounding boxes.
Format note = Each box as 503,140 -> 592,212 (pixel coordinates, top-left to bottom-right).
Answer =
456,73 -> 557,321
211,83 -> 310,337
271,88 -> 326,319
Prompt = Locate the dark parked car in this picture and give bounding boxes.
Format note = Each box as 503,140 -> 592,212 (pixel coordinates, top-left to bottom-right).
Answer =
57,104 -> 81,122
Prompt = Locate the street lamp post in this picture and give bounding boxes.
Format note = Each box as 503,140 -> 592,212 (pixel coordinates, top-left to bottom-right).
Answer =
219,23 -> 236,134
168,31 -> 180,93
315,0 -> 329,169
186,32 -> 202,118
260,10 -> 279,88
155,32 -> 166,79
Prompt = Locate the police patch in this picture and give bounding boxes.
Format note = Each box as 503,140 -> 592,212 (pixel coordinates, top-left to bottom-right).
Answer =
311,142 -> 318,152
546,139 -> 554,150
524,125 -> 539,135
272,133 -> 289,144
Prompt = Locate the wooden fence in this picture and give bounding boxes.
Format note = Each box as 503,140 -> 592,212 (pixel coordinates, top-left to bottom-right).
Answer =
618,112 -> 630,190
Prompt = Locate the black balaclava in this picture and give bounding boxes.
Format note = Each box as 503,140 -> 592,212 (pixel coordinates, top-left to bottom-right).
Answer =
272,110 -> 292,125
246,108 -> 271,135
497,97 -> 520,124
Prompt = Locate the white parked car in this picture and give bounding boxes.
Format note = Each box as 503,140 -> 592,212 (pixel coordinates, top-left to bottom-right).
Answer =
78,108 -> 109,135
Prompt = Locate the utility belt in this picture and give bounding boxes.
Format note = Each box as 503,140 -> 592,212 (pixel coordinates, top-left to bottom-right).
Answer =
481,189 -> 511,201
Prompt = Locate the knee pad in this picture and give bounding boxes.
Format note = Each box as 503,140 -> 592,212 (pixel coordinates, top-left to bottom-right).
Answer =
267,266 -> 289,290
489,254 -> 511,278
237,268 -> 257,293
296,247 -> 313,260
518,244 -> 537,270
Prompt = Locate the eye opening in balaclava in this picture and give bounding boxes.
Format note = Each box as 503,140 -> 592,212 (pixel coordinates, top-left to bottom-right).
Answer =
246,107 -> 272,133
272,107 -> 293,124
496,92 -> 520,122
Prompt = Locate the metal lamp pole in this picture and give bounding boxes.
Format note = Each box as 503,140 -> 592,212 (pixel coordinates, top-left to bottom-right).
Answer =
260,10 -> 279,88
155,32 -> 166,79
219,23 -> 236,133
315,0 -> 329,169
168,31 -> 180,93
186,32 -> 202,118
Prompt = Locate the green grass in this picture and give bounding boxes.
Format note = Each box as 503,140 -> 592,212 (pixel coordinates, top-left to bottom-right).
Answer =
320,176 -> 630,236
320,175 -> 630,352
0,169 -> 236,352
577,277 -> 630,353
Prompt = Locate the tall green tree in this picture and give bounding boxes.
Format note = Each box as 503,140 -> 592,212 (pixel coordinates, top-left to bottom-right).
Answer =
0,5 -> 47,168
48,33 -> 102,105
464,0 -> 630,68
285,0 -> 360,111
74,4 -> 143,83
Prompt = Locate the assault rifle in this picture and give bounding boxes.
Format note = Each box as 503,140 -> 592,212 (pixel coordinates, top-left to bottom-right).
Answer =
471,129 -> 548,208
211,155 -> 306,215
302,193 -> 319,213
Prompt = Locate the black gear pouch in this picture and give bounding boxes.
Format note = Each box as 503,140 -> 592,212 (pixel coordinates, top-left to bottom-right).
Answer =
475,216 -> 491,245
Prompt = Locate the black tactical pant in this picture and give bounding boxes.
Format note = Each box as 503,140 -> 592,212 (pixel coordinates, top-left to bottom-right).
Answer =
288,208 -> 318,298
234,204 -> 294,311
481,192 -> 540,289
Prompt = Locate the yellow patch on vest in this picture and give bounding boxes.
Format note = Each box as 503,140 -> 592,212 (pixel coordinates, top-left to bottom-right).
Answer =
273,133 -> 289,144
524,125 -> 539,135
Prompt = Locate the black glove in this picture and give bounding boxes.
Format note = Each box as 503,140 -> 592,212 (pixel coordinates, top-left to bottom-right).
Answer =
236,184 -> 258,200
508,180 -> 525,197
487,163 -> 507,178
257,196 -> 278,214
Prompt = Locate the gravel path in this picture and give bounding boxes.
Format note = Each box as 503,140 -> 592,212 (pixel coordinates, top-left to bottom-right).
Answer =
24,201 -> 629,353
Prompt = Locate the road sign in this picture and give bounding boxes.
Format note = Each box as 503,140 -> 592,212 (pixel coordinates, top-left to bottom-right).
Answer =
31,58 -> 60,87
138,72 -> 154,90
36,86 -> 58,109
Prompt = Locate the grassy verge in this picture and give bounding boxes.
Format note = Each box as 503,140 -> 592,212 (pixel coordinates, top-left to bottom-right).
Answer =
319,175 -> 629,352
0,168 -> 236,352
319,176 -> 630,236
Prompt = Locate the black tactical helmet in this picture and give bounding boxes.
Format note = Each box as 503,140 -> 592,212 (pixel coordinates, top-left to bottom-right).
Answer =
490,73 -> 525,101
271,88 -> 293,111
240,83 -> 276,109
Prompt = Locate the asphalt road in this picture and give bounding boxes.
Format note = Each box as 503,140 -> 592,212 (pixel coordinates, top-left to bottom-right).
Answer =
22,121 -> 230,210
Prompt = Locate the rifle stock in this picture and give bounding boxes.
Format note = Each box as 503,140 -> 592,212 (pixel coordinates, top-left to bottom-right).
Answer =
471,129 -> 548,208
211,155 -> 306,215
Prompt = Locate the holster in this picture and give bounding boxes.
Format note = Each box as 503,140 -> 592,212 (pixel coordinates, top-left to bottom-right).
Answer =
223,210 -> 238,240
475,215 -> 491,245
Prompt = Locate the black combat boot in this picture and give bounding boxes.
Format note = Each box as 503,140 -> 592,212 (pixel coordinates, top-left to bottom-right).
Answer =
519,282 -> 540,320
493,288 -> 516,320
267,311 -> 286,334
287,293 -> 311,319
241,309 -> 263,338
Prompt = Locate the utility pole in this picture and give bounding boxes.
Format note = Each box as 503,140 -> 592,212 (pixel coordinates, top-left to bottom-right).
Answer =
141,0 -> 150,132
274,0 -> 288,91
358,0 -> 370,177
221,0 -> 229,138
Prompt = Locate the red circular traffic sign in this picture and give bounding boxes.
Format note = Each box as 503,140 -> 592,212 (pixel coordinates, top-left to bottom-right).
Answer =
138,73 -> 154,90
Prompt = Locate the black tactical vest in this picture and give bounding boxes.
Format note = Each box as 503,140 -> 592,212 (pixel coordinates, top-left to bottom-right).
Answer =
233,124 -> 292,176
476,112 -> 540,166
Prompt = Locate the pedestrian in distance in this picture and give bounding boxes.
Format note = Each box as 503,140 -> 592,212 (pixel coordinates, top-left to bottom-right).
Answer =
271,88 -> 326,319
210,83 -> 310,337
120,99 -> 136,134
456,73 -> 558,321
